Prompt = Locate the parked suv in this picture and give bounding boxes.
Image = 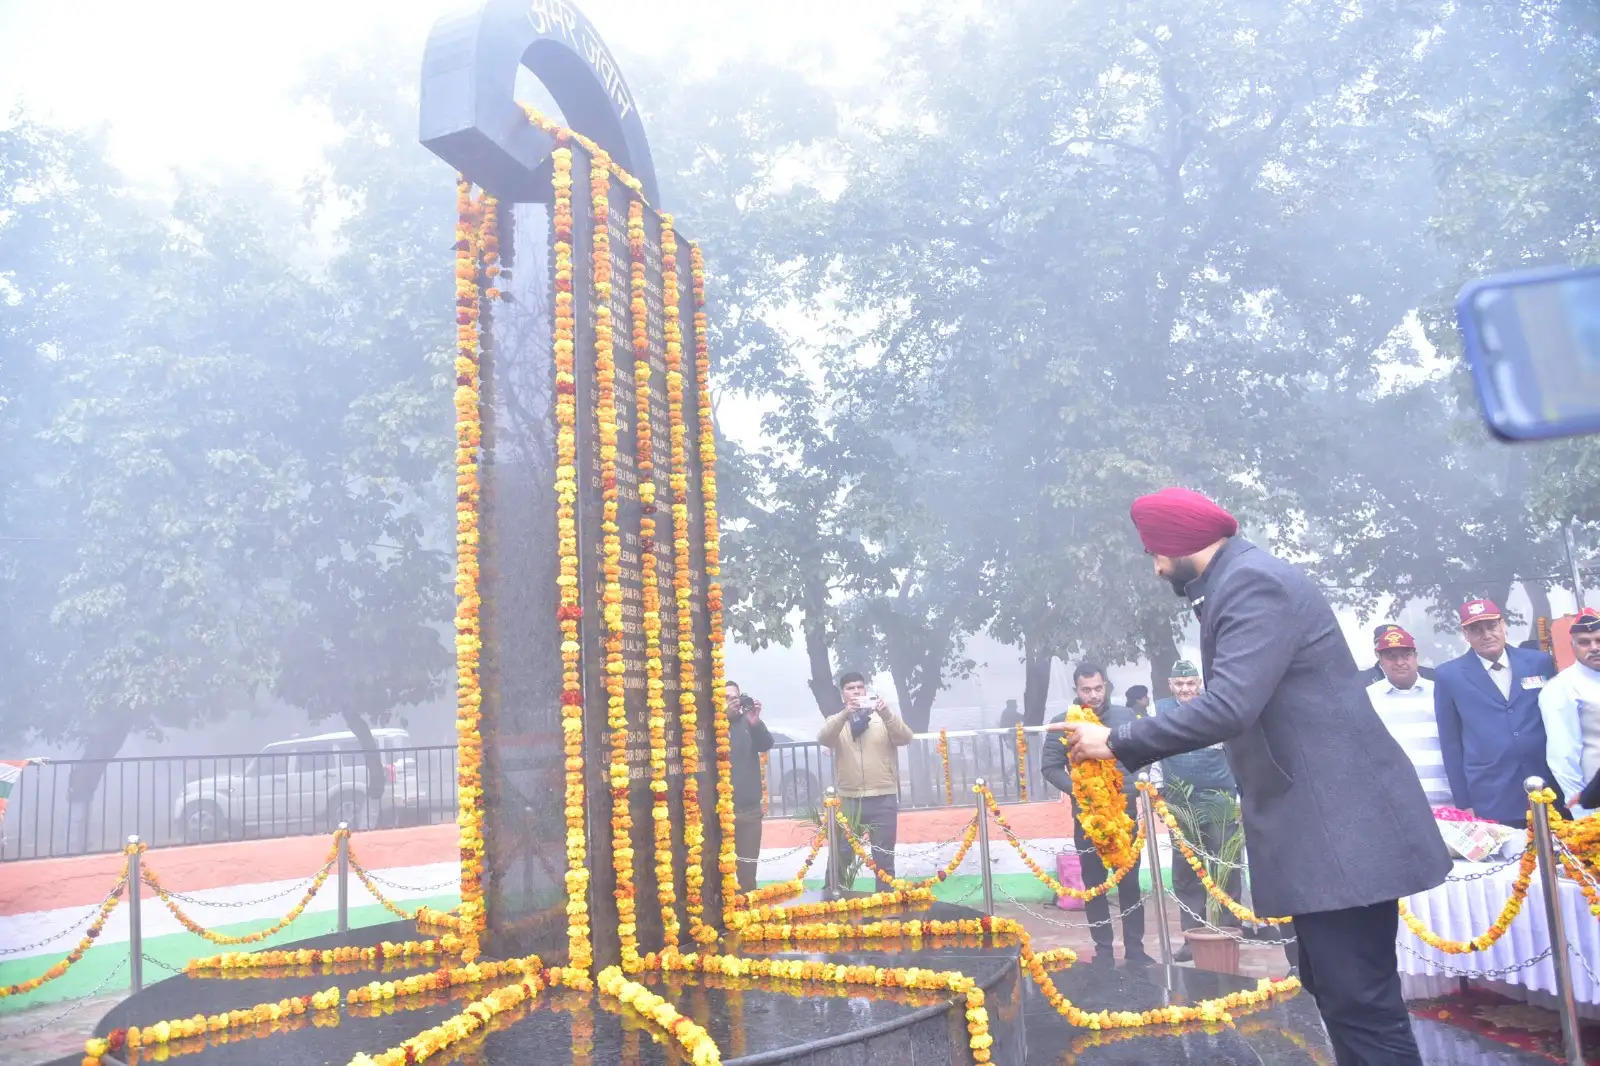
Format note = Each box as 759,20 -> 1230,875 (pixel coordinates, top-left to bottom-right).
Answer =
174,728 -> 420,843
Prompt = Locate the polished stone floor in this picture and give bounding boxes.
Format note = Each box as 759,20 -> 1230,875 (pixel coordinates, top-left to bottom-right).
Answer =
73,918 -> 1559,1066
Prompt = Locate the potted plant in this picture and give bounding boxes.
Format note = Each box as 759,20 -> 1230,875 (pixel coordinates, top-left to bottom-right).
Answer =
802,802 -> 868,896
1164,780 -> 1247,973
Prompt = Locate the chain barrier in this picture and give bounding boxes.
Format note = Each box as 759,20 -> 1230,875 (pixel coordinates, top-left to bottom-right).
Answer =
1567,939 -> 1600,990
0,874 -> 127,957
141,952 -> 186,975
1553,837 -> 1600,915
0,956 -> 129,1039
154,872 -> 324,909
144,858 -> 335,946
1169,893 -> 1296,946
1399,939 -> 1554,979
1442,850 -> 1528,883
1138,783 -> 1293,928
993,877 -> 1149,931
346,850 -> 422,921
831,808 -> 979,889
733,838 -> 818,864
1397,829 -> 1538,955
0,845 -> 137,999
977,784 -> 1143,902
356,867 -> 462,895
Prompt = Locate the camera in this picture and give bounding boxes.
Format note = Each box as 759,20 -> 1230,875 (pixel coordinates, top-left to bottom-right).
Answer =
738,693 -> 757,712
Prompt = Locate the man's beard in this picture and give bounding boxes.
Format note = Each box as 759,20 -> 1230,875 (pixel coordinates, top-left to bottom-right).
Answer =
1166,557 -> 1201,597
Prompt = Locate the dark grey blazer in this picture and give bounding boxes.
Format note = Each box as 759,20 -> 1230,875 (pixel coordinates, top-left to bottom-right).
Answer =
1110,538 -> 1452,916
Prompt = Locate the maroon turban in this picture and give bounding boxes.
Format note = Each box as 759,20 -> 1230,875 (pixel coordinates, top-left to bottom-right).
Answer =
1129,488 -> 1239,557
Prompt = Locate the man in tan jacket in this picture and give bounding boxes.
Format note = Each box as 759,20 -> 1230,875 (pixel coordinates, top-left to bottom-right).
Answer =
818,671 -> 915,887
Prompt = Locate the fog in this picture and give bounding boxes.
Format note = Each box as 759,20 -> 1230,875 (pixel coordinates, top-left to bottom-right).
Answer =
3,0 -> 1598,768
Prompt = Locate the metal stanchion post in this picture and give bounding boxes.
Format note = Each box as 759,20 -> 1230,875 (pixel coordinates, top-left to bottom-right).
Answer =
126,835 -> 143,993
974,778 -> 995,916
1527,777 -> 1583,1066
1138,777 -> 1175,968
823,788 -> 841,901
337,822 -> 351,933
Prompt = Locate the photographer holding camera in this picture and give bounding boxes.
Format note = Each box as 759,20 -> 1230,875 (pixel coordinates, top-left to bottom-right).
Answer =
818,671 -> 915,887
725,680 -> 774,892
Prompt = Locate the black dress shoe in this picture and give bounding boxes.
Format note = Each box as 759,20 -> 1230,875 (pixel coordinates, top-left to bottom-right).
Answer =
1173,944 -> 1193,963
1089,949 -> 1114,966
1123,950 -> 1155,967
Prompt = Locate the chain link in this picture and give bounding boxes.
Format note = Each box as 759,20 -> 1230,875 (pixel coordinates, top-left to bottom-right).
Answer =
0,876 -> 126,956
1169,893 -> 1296,946
155,867 -> 328,909
994,877 -> 1149,930
142,952 -> 186,975
1399,939 -> 1554,979
1442,850 -> 1528,883
357,868 -> 461,894
0,956 -> 129,1038
734,838 -> 821,865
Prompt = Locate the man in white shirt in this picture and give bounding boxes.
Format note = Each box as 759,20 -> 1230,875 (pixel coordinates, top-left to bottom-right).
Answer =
1540,607 -> 1600,819
1365,625 -> 1450,805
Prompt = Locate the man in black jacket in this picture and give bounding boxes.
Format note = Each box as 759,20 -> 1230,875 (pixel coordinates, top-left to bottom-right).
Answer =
1066,488 -> 1450,1065
725,680 -> 774,893
1040,664 -> 1151,967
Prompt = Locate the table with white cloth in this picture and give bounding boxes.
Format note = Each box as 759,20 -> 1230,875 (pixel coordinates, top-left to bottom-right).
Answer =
1398,854 -> 1600,1005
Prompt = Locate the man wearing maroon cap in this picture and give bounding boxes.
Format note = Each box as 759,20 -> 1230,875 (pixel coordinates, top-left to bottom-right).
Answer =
1365,626 -> 1450,805
1432,599 -> 1559,825
1064,487 -> 1450,1066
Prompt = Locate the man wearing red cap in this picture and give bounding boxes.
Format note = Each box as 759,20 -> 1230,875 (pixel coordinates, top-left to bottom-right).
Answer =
1064,487 -> 1450,1066
1432,599 -> 1559,825
1365,626 -> 1450,805
1539,607 -> 1600,818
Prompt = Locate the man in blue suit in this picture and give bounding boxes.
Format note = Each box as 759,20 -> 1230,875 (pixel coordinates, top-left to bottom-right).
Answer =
1433,599 -> 1560,825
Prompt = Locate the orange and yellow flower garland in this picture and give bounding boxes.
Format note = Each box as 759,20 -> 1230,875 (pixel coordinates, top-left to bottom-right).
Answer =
588,148 -> 641,970
84,986 -> 342,1063
185,941 -> 444,976
1059,707 -> 1138,873
1014,724 -> 1029,802
550,143 -> 594,973
689,243 -> 738,916
0,844 -> 133,1000
631,197 -> 678,953
347,968 -> 552,1066
452,179 -> 492,957
727,827 -> 827,910
1140,783 -> 1292,927
977,783 -> 1141,901
142,834 -> 342,946
833,808 -> 980,890
657,212 -> 697,948
344,954 -> 543,1007
725,885 -> 934,930
938,729 -> 953,804
1399,823 -> 1539,953
597,965 -> 720,1066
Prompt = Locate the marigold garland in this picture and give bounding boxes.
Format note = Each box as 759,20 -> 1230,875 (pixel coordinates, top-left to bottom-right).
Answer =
976,783 -> 1141,901
938,730 -> 953,805
84,986 -> 341,1063
1013,725 -> 1029,802
142,834 -> 341,946
597,965 -> 720,1066
0,845 -> 132,1000
451,179 -> 494,957
185,940 -> 444,976
725,885 -> 934,930
1399,814 -> 1540,953
588,145 -> 642,970
344,954 -> 543,1007
688,242 -> 737,917
833,808 -> 979,890
1059,707 -> 1139,872
1140,783 -> 1292,926
345,968 -> 552,1066
760,752 -> 770,815
659,212 -> 699,947
727,827 -> 827,911
549,143 -> 594,973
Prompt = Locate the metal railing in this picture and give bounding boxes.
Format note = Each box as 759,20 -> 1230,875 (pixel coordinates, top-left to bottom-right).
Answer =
763,725 -> 1053,818
1,746 -> 459,861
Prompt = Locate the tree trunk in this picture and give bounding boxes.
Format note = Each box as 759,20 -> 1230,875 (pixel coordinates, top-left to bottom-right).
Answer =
1142,611 -> 1183,699
801,579 -> 840,717
66,717 -> 135,853
340,708 -> 386,801
1022,631 -> 1052,726
1524,580 -> 1553,633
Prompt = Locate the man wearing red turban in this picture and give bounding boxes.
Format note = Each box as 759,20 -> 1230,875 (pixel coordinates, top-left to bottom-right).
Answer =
1066,487 -> 1451,1066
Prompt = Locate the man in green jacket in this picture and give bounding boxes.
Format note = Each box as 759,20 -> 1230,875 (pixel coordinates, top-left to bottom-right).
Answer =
1157,660 -> 1243,960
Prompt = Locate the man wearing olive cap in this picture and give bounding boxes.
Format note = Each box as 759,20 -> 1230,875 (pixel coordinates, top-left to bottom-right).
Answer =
1064,487 -> 1450,1066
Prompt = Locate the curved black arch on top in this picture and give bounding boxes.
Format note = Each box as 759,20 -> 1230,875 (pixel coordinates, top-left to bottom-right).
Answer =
419,0 -> 659,203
